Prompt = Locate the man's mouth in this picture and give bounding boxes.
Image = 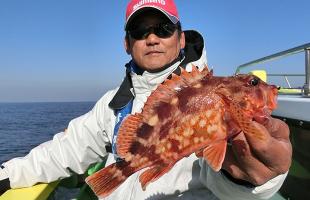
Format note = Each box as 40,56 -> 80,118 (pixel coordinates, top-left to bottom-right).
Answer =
145,51 -> 163,55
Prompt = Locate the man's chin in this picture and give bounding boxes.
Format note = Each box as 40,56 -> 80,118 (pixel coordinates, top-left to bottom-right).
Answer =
142,63 -> 167,72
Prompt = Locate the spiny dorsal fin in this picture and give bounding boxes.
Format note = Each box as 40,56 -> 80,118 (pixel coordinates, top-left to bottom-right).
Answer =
116,113 -> 143,158
189,64 -> 201,77
142,65 -> 211,116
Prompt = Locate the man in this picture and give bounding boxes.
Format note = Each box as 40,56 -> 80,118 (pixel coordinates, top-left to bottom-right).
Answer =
0,0 -> 292,199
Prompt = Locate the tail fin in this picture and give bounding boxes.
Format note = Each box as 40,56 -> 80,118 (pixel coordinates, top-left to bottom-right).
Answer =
85,160 -> 134,198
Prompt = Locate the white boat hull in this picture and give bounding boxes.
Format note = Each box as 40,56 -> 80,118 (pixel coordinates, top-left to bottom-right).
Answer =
272,95 -> 310,122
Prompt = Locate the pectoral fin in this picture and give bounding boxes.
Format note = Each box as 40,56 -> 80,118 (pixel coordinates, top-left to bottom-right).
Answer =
195,149 -> 203,158
203,140 -> 227,172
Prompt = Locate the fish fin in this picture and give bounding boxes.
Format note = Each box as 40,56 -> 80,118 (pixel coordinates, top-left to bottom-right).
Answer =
203,140 -> 227,172
242,120 -> 267,140
190,64 -> 201,76
86,160 -> 134,198
195,149 -> 203,158
179,67 -> 194,83
229,100 -> 266,140
139,164 -> 174,190
117,113 -> 143,158
142,84 -> 175,114
143,65 -> 211,114
203,63 -> 210,72
209,69 -> 214,76
179,65 -> 211,84
189,64 -> 211,77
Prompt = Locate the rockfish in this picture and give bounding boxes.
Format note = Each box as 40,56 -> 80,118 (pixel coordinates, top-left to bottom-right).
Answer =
86,66 -> 278,197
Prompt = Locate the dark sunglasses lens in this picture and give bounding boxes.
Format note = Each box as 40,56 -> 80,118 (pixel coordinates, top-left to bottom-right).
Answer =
155,24 -> 176,38
129,28 -> 149,40
129,23 -> 177,40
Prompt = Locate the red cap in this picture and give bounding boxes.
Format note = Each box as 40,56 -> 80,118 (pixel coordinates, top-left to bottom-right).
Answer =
125,0 -> 179,30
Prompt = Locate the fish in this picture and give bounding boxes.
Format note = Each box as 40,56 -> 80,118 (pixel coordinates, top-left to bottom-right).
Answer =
85,66 -> 278,197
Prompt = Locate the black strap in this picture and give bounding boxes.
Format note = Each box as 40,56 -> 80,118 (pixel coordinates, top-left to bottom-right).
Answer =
0,178 -> 10,195
105,144 -> 112,153
108,65 -> 134,110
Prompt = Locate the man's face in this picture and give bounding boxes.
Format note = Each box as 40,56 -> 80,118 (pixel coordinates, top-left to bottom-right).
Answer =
125,10 -> 185,72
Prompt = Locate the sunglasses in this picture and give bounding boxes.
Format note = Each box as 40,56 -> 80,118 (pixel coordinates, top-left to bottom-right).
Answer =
127,23 -> 178,40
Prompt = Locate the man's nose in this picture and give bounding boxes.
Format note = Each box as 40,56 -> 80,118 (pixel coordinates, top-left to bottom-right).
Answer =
145,33 -> 160,45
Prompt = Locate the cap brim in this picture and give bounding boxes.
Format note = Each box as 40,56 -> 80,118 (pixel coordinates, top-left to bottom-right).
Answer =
125,6 -> 179,30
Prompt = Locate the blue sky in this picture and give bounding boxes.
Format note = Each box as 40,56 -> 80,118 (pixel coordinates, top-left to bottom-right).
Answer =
0,0 -> 309,102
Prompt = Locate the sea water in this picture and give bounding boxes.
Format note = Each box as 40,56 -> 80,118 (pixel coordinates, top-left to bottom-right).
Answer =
0,102 -> 95,164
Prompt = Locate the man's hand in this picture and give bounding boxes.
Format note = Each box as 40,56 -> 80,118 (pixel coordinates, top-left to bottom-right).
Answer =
222,117 -> 292,186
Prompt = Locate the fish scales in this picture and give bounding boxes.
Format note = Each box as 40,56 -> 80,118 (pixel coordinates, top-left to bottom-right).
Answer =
86,66 -> 278,197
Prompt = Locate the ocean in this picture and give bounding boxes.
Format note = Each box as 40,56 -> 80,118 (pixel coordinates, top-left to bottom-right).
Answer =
0,102 -> 95,164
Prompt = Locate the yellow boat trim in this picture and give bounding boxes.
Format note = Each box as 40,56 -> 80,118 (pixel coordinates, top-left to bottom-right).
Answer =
278,88 -> 302,94
0,181 -> 59,200
249,70 -> 267,82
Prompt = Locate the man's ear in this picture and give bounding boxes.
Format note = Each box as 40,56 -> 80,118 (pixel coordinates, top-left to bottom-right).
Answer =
180,32 -> 185,49
124,37 -> 131,55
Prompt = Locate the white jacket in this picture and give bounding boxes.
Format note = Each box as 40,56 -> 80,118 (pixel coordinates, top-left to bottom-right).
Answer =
1,31 -> 287,200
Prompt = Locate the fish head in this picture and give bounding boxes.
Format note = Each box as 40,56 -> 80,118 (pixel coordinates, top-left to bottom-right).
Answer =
218,74 -> 278,124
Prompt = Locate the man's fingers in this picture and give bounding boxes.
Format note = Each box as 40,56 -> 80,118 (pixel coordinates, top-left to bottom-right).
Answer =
264,118 -> 290,140
222,145 -> 249,181
241,119 -> 292,173
230,133 -> 267,171
243,120 -> 272,149
224,134 -> 277,185
221,118 -> 292,186
243,118 -> 289,148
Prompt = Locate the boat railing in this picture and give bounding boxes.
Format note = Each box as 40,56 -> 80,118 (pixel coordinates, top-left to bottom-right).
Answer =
268,73 -> 304,89
235,43 -> 310,96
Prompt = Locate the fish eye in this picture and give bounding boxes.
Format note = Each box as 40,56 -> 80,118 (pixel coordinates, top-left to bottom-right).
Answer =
249,77 -> 259,86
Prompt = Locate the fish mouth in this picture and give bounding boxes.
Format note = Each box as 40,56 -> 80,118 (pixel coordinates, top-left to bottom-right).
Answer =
252,107 -> 272,125
268,86 -> 278,109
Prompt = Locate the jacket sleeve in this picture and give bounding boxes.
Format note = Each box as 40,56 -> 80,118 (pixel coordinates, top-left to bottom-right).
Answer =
199,159 -> 288,200
2,94 -> 113,189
